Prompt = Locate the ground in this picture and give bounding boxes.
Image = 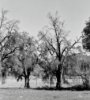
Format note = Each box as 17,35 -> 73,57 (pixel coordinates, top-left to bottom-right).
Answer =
0,89 -> 90,100
0,76 -> 88,100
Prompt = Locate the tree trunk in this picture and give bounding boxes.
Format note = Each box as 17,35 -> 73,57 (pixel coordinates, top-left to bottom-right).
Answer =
56,63 -> 62,89
24,76 -> 30,88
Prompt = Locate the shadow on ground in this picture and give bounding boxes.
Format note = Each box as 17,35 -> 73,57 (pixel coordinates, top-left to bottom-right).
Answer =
32,85 -> 90,91
0,85 -> 90,91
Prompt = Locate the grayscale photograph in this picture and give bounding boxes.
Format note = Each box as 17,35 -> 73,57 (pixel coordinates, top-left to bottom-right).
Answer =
0,0 -> 90,100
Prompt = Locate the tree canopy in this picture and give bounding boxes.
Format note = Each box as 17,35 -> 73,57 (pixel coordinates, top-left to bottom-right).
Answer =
82,19 -> 90,51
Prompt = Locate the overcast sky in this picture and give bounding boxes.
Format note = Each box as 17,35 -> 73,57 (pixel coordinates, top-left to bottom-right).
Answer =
0,0 -> 90,40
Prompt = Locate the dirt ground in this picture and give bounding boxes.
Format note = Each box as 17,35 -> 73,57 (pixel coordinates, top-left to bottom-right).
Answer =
0,89 -> 90,100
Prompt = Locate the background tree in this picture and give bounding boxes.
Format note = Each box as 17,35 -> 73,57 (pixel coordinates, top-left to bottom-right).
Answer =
81,18 -> 90,88
79,60 -> 90,88
82,18 -> 90,51
37,42 -> 57,87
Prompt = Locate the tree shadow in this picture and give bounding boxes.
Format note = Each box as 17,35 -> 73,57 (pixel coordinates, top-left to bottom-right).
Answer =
0,85 -> 90,91
32,85 -> 90,91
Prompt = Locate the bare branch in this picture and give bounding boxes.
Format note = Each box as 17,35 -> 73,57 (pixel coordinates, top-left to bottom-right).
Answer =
5,20 -> 19,32
61,47 -> 67,55
39,31 -> 57,54
61,35 -> 83,64
0,10 -> 8,30
70,35 -> 83,50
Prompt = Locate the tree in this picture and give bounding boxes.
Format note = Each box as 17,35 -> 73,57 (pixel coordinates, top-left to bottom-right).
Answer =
9,32 -> 37,88
79,60 -> 90,88
82,18 -> 90,51
81,18 -> 90,88
0,10 -> 19,83
0,10 -> 38,88
66,52 -> 90,88
38,13 -> 81,89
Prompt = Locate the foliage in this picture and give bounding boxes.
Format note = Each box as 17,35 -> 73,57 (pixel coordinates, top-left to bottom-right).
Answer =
0,10 -> 19,82
0,10 -> 37,88
0,10 -> 84,89
82,18 -> 90,51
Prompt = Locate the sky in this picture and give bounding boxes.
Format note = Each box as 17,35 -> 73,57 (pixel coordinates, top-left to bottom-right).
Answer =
0,0 -> 90,40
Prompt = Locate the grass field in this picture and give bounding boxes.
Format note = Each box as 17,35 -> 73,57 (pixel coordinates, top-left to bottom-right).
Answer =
0,88 -> 90,100
0,77 -> 89,100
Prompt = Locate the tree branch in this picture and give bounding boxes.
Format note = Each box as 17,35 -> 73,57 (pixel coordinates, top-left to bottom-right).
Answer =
61,35 -> 83,65
1,47 -> 18,61
39,31 -> 57,55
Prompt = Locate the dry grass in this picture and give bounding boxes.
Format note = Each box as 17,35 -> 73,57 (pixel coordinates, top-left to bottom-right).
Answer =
0,88 -> 90,100
0,77 -> 90,100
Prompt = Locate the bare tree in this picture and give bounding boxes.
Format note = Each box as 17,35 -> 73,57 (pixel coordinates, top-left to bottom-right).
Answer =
38,12 -> 82,89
